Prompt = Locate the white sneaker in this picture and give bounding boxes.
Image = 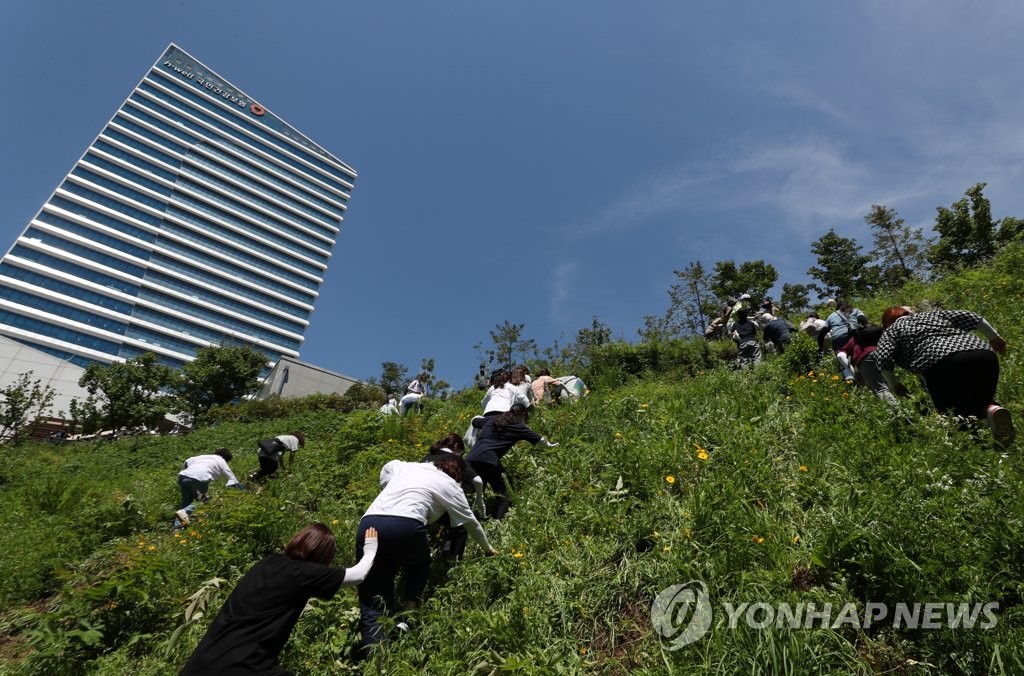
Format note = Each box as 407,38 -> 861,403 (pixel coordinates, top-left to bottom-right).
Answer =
987,405 -> 1015,446
396,621 -> 410,633
175,508 -> 191,526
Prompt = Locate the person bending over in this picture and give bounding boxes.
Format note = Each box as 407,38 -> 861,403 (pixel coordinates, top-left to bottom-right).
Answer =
252,432 -> 305,482
180,524 -> 378,675
356,456 -> 496,656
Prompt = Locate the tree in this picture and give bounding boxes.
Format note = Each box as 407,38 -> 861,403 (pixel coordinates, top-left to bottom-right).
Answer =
928,183 -> 998,272
865,204 -> 930,288
418,358 -> 450,398
476,321 -> 537,370
807,229 -> 874,300
779,283 -> 813,316
709,260 -> 778,304
78,353 -> 176,430
0,372 -> 56,443
176,344 -> 267,423
377,361 -> 409,397
564,316 -> 613,367
670,261 -> 714,335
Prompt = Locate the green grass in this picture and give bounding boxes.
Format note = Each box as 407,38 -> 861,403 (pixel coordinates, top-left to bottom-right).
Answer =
2,246 -> 1024,674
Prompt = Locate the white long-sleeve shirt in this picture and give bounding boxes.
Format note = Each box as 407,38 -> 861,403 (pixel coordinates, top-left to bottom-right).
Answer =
179,454 -> 239,486
365,461 -> 491,550
481,383 -> 530,414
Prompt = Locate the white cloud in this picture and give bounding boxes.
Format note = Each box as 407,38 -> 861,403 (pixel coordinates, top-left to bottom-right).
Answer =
550,260 -> 580,322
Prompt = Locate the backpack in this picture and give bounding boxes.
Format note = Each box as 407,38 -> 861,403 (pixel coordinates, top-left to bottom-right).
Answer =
258,438 -> 285,459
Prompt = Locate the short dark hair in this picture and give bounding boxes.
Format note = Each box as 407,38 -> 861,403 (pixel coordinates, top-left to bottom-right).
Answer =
291,431 -> 306,447
215,448 -> 233,462
284,523 -> 336,565
433,454 -> 464,484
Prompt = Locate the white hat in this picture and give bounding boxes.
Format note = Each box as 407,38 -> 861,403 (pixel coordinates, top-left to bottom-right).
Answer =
739,293 -> 751,301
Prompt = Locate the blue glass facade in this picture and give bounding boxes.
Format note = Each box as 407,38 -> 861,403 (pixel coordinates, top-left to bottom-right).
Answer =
0,44 -> 355,369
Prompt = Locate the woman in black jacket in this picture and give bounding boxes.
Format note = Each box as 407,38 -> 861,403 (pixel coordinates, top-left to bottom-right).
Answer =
465,404 -> 557,519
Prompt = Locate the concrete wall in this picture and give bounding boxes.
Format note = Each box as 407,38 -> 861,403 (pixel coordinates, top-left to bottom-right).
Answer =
257,356 -> 361,399
0,336 -> 91,416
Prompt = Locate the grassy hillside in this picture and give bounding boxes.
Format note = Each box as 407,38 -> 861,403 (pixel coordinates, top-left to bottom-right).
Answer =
2,246 -> 1023,674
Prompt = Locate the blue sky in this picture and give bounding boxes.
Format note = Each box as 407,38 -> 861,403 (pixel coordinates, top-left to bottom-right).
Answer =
4,2 -> 1024,388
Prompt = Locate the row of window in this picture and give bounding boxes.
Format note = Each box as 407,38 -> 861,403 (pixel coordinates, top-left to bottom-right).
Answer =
171,188 -> 332,264
22,227 -> 146,277
61,163 -> 331,272
16,339 -> 97,370
158,220 -> 320,290
137,287 -> 304,344
116,107 -> 347,212
144,74 -> 352,190
136,83 -> 348,203
145,260 -> 312,319
36,213 -> 151,261
0,265 -> 134,314
183,150 -> 339,230
67,167 -> 330,289
0,309 -> 122,356
9,245 -> 141,295
1,287 -> 128,335
123,98 -> 339,247
49,196 -> 159,242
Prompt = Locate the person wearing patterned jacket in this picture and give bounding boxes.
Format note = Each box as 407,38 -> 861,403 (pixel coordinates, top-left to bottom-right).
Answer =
875,307 -> 1014,445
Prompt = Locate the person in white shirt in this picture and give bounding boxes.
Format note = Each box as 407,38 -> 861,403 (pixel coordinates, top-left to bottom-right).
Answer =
175,448 -> 240,527
481,370 -> 530,415
355,456 -> 496,655
379,396 -> 399,416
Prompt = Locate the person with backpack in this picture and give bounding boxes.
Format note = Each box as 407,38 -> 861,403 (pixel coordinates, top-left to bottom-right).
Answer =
355,455 -> 496,656
466,404 -> 558,519
823,301 -> 865,381
180,524 -> 378,675
175,448 -> 242,528
251,432 -> 305,482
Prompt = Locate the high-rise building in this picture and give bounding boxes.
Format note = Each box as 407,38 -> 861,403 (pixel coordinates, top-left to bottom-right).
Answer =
0,43 -> 355,374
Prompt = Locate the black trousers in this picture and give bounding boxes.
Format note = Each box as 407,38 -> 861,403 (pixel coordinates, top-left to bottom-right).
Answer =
251,455 -> 279,481
923,349 -> 999,419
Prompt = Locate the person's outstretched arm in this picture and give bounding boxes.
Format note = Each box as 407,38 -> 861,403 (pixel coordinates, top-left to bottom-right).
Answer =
341,527 -> 379,586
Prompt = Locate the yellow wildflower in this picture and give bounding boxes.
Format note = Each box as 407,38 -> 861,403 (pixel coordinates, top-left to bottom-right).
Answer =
641,403 -> 649,408
665,475 -> 676,484
148,545 -> 156,551
663,546 -> 671,553
513,551 -> 525,559
696,449 -> 709,461
799,465 -> 808,472
752,535 -> 765,544
614,431 -> 622,438
331,519 -> 339,525
792,535 -> 800,544
831,374 -> 841,381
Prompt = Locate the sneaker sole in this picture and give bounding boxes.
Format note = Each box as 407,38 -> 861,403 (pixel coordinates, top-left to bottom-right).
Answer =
990,408 -> 1016,445
175,509 -> 191,526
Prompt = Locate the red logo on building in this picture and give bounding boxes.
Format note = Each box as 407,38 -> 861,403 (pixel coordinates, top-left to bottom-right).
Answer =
250,103 -> 265,116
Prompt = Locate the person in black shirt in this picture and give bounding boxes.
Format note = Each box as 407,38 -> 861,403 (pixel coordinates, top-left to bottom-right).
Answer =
466,404 -> 557,519
180,524 -> 378,676
759,313 -> 794,354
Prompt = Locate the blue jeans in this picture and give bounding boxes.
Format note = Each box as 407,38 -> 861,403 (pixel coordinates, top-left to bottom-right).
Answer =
178,475 -> 210,509
831,335 -> 855,380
